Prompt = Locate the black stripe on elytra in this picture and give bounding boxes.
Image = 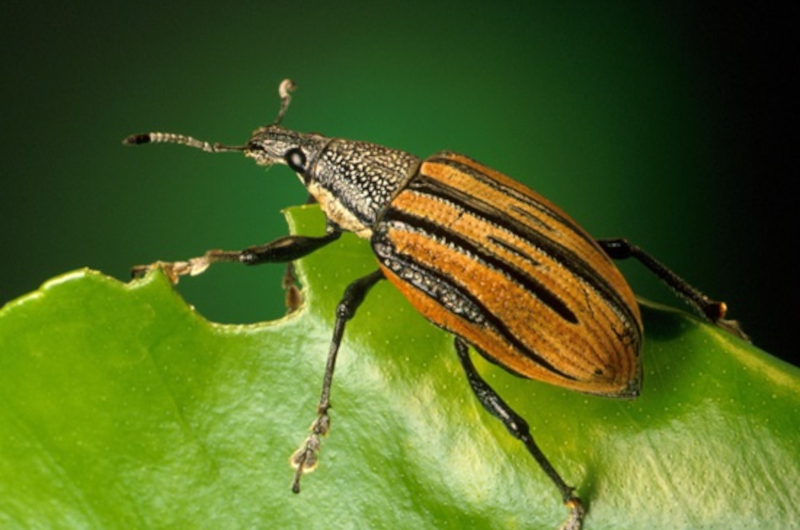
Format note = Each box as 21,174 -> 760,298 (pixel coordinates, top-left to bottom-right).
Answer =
405,174 -> 642,343
509,204 -> 555,232
426,154 -> 600,252
372,228 -> 577,381
383,207 -> 578,324
487,235 -> 541,267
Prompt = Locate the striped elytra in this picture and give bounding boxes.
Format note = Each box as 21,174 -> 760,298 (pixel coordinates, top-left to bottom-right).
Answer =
372,151 -> 643,397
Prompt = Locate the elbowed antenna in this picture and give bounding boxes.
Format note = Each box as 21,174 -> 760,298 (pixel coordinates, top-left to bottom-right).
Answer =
122,78 -> 298,151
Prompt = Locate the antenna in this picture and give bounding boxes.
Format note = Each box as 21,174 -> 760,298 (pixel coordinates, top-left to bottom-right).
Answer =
122,79 -> 298,150
121,132 -> 243,152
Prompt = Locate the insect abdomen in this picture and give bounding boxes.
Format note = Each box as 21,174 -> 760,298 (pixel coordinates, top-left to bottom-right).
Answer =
372,151 -> 643,397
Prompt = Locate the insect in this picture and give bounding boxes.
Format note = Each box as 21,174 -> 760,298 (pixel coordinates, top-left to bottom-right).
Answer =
124,80 -> 748,529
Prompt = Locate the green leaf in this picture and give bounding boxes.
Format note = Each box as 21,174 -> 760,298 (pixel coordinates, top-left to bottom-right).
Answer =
1,205 -> 797,530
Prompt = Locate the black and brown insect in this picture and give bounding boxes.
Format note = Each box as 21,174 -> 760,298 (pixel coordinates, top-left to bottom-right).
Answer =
124,80 -> 748,530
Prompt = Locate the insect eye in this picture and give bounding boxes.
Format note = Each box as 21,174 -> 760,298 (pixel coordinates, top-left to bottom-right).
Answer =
285,148 -> 307,173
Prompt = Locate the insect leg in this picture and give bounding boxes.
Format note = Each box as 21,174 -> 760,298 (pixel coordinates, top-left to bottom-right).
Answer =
596,238 -> 748,340
281,262 -> 303,313
131,230 -> 342,283
280,193 -> 322,313
455,337 -> 585,530
290,269 -> 386,493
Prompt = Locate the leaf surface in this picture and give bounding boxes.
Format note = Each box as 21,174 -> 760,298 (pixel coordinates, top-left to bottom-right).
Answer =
1,206 -> 797,530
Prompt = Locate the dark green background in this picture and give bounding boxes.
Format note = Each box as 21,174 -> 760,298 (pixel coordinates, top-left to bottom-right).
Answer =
2,2 -> 795,364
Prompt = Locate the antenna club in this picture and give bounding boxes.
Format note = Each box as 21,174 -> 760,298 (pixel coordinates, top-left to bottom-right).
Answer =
279,79 -> 296,99
274,79 -> 297,125
122,133 -> 152,145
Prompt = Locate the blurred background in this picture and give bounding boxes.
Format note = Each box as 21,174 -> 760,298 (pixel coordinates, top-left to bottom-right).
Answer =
2,1 -> 796,365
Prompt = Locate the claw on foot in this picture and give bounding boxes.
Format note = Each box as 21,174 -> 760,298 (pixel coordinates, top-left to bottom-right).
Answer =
131,255 -> 214,284
289,414 -> 330,493
559,496 -> 585,530
290,434 -> 321,493
706,301 -> 750,342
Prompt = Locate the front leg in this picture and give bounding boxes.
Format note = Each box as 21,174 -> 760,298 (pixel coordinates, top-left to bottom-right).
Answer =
290,269 -> 386,493
132,230 -> 342,284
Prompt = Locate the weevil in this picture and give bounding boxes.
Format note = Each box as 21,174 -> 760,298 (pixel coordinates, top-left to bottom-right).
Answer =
124,80 -> 748,530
